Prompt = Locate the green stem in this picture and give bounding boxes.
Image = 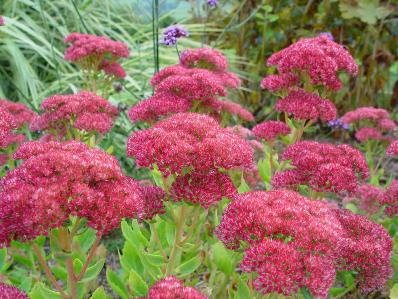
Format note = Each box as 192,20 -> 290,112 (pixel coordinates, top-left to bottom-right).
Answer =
165,205 -> 188,275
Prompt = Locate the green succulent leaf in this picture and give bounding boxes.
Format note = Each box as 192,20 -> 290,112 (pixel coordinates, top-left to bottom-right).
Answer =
128,269 -> 149,296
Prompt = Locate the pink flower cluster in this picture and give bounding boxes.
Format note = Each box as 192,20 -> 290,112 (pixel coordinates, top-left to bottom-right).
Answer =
170,170 -> 237,208
265,34 -> 358,91
30,91 -> 118,136
355,127 -> 388,142
128,113 -> 253,174
275,89 -> 337,122
100,59 -> 126,79
0,283 -> 28,299
129,48 -> 252,124
0,141 -> 143,246
0,16 -> 4,26
64,32 -> 128,78
180,48 -> 229,72
127,113 -> 253,207
341,107 -> 396,142
64,32 -> 129,62
380,180 -> 398,217
216,190 -> 393,297
387,140 -> 398,156
139,185 -> 166,220
343,184 -> 384,215
0,108 -> 18,149
139,276 -> 207,299
0,99 -> 35,128
272,141 -> 369,194
252,120 -> 291,142
260,73 -> 299,92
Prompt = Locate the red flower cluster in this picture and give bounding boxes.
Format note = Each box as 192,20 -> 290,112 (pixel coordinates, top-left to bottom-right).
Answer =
139,185 -> 166,220
128,92 -> 191,124
252,120 -> 291,142
30,91 -> 118,136
129,48 -> 252,124
265,34 -> 358,91
0,283 -> 28,299
0,141 -> 143,246
387,140 -> 398,156
64,32 -> 128,78
0,98 -> 35,128
216,190 -> 393,297
343,184 -> 384,215
180,48 -> 228,72
341,107 -> 396,142
127,113 -> 253,176
127,113 -> 253,207
355,127 -> 388,142
260,73 -> 299,93
170,170 -> 237,208
380,180 -> 398,217
272,141 -> 369,194
275,90 -> 337,122
0,108 -> 18,149
100,60 -> 126,79
64,32 -> 129,62
139,276 -> 207,299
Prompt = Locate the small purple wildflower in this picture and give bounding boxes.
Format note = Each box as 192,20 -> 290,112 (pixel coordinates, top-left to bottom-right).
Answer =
319,32 -> 334,41
207,0 -> 218,7
160,25 -> 189,46
328,118 -> 349,130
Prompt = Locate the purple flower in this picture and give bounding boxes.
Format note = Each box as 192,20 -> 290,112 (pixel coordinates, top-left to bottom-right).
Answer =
0,16 -> 4,26
319,32 -> 334,41
328,118 -> 349,130
160,25 -> 189,46
207,0 -> 218,7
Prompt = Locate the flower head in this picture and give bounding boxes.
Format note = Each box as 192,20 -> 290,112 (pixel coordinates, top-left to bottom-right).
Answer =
272,141 -> 369,194
386,140 -> 398,156
267,34 -> 358,90
180,48 -> 227,72
139,185 -> 166,220
0,99 -> 35,128
333,209 -> 393,292
154,68 -> 227,99
241,239 -> 335,298
143,276 -> 207,299
275,90 -> 337,122
64,32 -> 129,63
380,180 -> 398,217
30,91 -> 118,136
0,16 -> 4,26
170,170 -> 237,208
341,107 -> 390,124
100,60 -> 126,79
328,118 -> 349,130
252,120 -> 290,142
0,108 -> 17,149
216,190 -> 392,297
127,113 -> 254,176
355,127 -> 387,142
318,32 -> 334,41
0,283 -> 28,298
129,93 -> 191,124
343,184 -> 384,215
207,0 -> 218,7
0,141 -> 143,246
260,73 -> 300,92
160,25 -> 189,46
